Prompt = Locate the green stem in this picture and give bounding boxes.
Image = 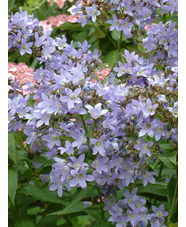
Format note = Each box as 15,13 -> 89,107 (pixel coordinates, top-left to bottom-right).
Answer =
14,201 -> 20,221
168,180 -> 178,222
31,0 -> 47,11
158,162 -> 164,177
107,63 -> 116,77
96,25 -> 117,48
64,215 -> 73,226
118,31 -> 123,51
80,115 -> 90,145
97,187 -> 105,219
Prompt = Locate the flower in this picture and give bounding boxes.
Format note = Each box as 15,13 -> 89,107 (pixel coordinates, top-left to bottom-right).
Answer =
85,4 -> 100,23
69,167 -> 94,189
62,88 -> 82,109
20,38 -> 33,55
85,103 -> 108,119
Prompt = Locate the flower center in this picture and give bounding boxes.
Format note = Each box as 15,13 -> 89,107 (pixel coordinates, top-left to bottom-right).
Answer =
156,211 -> 163,218
70,94 -> 76,100
129,212 -> 135,219
148,106 -> 153,112
145,123 -> 151,129
78,173 -> 84,179
95,141 -> 101,147
22,45 -> 27,50
52,135 -> 58,141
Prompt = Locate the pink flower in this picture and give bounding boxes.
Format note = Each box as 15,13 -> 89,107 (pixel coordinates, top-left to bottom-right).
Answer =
93,68 -> 111,82
8,62 -> 37,95
54,0 -> 66,8
39,20 -> 53,32
39,14 -> 79,31
145,24 -> 150,30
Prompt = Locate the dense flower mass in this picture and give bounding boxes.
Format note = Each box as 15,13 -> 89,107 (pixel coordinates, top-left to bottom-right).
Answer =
8,1 -> 178,225
72,0 -> 178,37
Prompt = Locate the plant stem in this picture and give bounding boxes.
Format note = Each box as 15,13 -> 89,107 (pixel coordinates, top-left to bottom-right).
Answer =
80,115 -> 90,146
158,162 -> 164,177
64,215 -> 73,226
118,31 -> 123,51
31,0 -> 47,11
97,187 -> 105,219
107,63 -> 116,77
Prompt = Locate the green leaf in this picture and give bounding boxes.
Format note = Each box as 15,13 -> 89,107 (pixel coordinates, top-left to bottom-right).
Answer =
8,132 -> 17,164
72,31 -> 88,43
8,166 -> 18,205
104,50 -> 120,67
32,155 -> 55,165
111,30 -> 125,41
84,205 -> 102,220
167,177 -> 177,204
16,149 -> 28,160
166,222 -> 178,227
37,215 -> 58,227
15,219 -> 35,227
58,22 -> 93,31
92,220 -> 112,227
160,143 -> 177,151
167,178 -> 178,222
31,58 -> 39,69
138,182 -> 167,197
8,0 -> 15,10
158,156 -> 177,169
49,186 -> 97,215
92,26 -> 106,38
54,202 -> 85,215
125,45 -> 147,57
18,184 -> 65,204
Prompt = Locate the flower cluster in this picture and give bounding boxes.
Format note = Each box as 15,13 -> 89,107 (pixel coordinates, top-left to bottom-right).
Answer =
105,188 -> 168,227
8,9 -> 177,226
8,62 -> 36,95
142,21 -> 178,67
72,0 -> 178,39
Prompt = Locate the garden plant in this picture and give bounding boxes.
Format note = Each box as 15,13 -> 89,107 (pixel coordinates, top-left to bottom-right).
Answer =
8,0 -> 178,226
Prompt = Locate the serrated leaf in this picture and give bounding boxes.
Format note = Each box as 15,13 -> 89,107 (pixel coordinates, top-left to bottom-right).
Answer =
32,155 -> 55,165
8,132 -> 17,164
16,149 -> 28,160
125,45 -> 147,57
93,27 -> 106,38
18,184 -> 65,204
111,30 -> 125,41
8,167 -> 17,205
104,50 -> 120,68
15,219 -> 34,227
72,31 -> 88,43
